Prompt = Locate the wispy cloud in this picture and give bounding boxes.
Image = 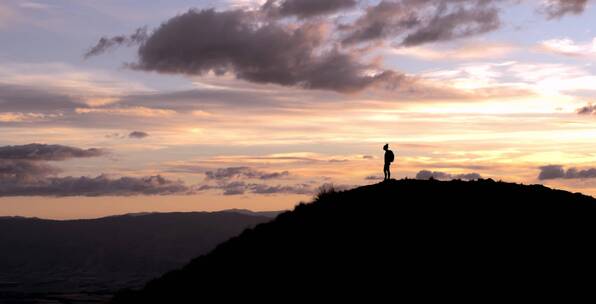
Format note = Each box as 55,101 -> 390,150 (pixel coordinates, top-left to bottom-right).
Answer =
198,181 -> 313,196
391,42 -> 517,61
19,2 -> 53,10
84,27 -> 148,59
205,166 -> 290,181
75,107 -> 176,118
0,112 -> 58,123
540,37 -> 596,58
0,143 -> 106,161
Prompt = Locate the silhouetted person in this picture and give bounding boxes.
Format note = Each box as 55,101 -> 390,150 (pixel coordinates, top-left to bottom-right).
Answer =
383,144 -> 394,181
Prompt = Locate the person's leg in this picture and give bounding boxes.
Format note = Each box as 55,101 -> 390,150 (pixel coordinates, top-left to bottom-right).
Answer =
387,164 -> 391,180
383,163 -> 389,180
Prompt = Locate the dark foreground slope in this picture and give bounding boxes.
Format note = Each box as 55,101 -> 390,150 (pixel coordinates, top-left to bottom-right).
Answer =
114,179 -> 596,302
0,211 -> 276,303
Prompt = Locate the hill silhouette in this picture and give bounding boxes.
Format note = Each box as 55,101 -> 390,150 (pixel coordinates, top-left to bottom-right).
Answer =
112,179 -> 596,302
0,211 -> 276,303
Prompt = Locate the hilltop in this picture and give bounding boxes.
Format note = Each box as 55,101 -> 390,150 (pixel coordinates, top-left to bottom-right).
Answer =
113,179 -> 596,302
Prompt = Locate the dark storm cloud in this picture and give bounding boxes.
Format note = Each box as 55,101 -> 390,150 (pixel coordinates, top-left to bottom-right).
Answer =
0,144 -> 106,161
577,104 -> 596,115
0,174 -> 190,197
538,165 -> 596,180
262,0 -> 357,18
127,9 -> 400,93
205,167 -> 290,180
541,0 -> 588,19
341,0 -> 501,46
84,27 -> 148,58
128,131 -> 149,139
416,170 -> 482,180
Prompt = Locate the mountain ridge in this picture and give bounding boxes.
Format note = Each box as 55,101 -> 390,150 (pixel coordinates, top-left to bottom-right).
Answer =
0,209 -> 283,222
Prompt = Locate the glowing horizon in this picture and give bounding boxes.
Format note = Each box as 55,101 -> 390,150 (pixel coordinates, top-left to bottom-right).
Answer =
2,0 -> 596,219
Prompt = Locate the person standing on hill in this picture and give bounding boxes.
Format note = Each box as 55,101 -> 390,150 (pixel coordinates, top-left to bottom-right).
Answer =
383,144 -> 394,181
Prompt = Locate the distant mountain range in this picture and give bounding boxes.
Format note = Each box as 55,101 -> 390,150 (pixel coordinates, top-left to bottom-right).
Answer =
0,210 -> 280,303
112,179 -> 596,302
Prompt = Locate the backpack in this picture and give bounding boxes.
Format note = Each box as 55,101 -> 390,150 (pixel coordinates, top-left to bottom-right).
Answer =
386,150 -> 395,163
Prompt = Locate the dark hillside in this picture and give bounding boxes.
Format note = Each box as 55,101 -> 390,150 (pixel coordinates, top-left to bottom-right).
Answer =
0,211 -> 274,303
114,179 -> 596,302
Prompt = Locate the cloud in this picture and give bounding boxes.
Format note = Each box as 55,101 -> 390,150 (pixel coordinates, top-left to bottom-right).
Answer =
85,0 -> 589,95
0,143 -> 103,186
0,143 -> 191,197
198,180 -> 313,195
262,0 -> 357,18
84,27 -> 148,58
0,174 -> 190,197
124,9 -> 401,93
0,149 -> 314,197
416,170 -> 482,180
19,2 -> 52,10
0,144 -> 106,161
401,5 -> 500,46
340,0 -> 501,46
221,181 -> 247,195
75,107 -> 176,118
0,159 -> 59,182
540,0 -> 588,19
0,112 -> 57,123
365,175 -> 383,180
391,42 -> 516,61
198,166 -> 312,195
0,83 -> 84,112
422,61 -> 596,98
129,131 -> 149,139
538,165 -> 596,180
205,166 -> 290,180
540,37 -> 596,58
538,165 -> 565,180
249,183 -> 313,195
577,103 -> 596,115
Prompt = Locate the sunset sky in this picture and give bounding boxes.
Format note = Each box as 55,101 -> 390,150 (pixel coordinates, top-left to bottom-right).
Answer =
2,0 -> 596,219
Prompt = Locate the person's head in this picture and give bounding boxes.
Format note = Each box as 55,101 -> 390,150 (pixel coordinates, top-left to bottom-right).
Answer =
383,144 -> 389,151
